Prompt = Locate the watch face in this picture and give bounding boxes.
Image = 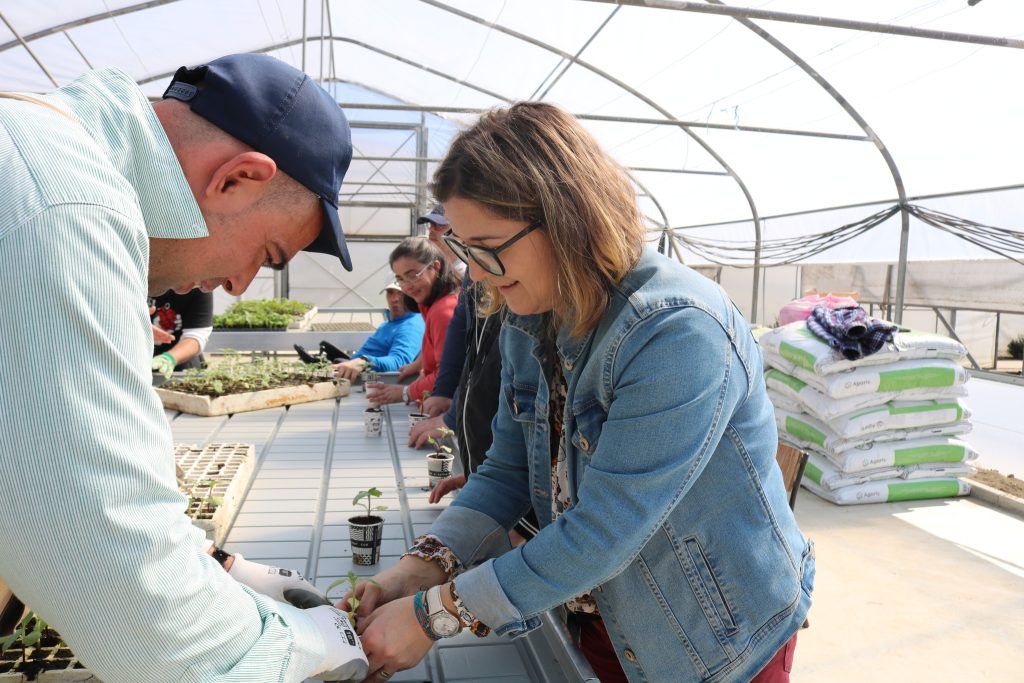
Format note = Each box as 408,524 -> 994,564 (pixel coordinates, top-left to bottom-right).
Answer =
430,612 -> 461,638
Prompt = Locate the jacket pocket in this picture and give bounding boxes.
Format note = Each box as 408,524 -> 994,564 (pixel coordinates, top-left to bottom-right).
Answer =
681,536 -> 739,637
504,381 -> 539,423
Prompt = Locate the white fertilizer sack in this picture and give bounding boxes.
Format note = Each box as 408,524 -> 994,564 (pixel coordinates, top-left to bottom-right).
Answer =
761,360 -> 966,403
758,321 -> 965,376
823,436 -> 979,474
763,352 -> 969,400
766,368 -> 967,421
775,406 -> 972,456
801,476 -> 970,505
803,451 -> 976,491
824,399 -> 969,439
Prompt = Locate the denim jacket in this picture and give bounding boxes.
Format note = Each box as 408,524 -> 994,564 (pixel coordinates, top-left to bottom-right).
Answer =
431,249 -> 814,683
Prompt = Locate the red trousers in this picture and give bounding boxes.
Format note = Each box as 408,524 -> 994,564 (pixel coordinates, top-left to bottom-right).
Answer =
579,617 -> 797,683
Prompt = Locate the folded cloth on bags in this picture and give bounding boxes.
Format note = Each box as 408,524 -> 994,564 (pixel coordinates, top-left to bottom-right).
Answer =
765,367 -> 967,421
802,450 -> 976,491
806,305 -> 898,360
757,321 -> 966,376
774,405 -> 972,457
801,474 -> 971,505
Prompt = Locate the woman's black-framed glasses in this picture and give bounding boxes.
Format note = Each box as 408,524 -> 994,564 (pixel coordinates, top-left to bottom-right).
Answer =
442,218 -> 543,276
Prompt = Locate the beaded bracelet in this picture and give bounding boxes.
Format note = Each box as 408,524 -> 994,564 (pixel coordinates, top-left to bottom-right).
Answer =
413,590 -> 440,641
402,534 -> 461,580
450,582 -> 491,638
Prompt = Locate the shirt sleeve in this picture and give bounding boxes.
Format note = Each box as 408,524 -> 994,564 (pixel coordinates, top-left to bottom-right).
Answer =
431,276 -> 470,398
408,293 -> 458,401
357,314 -> 425,372
0,205 -> 325,682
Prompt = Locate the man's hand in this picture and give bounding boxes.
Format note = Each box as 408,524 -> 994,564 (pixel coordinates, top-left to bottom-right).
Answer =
151,352 -> 176,378
407,415 -> 447,448
228,553 -> 328,607
305,606 -> 370,681
421,395 -> 451,417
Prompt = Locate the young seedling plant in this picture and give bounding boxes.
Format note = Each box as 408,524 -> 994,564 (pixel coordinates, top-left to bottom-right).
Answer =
415,390 -> 431,414
1,611 -> 48,666
427,427 -> 455,458
352,487 -> 388,521
325,571 -> 382,626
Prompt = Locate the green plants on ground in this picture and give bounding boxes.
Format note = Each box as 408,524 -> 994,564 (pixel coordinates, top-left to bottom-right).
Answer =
213,298 -> 312,329
1008,334 -> 1024,360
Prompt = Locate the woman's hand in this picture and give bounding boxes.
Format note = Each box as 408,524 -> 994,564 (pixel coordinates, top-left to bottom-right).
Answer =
339,556 -> 448,620
334,358 -> 368,382
365,382 -> 404,406
421,395 -> 451,417
429,473 -> 466,504
408,415 -> 447,448
356,595 -> 434,683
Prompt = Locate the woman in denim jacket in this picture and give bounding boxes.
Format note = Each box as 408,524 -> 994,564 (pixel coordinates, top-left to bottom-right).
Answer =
346,103 -> 814,683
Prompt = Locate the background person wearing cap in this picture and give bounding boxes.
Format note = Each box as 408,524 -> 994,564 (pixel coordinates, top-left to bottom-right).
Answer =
330,281 -> 425,382
0,54 -> 368,682
417,202 -> 463,275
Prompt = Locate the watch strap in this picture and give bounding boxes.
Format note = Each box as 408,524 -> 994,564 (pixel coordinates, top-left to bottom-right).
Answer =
425,585 -> 461,637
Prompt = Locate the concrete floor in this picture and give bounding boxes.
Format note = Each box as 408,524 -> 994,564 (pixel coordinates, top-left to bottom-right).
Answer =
790,491 -> 1024,682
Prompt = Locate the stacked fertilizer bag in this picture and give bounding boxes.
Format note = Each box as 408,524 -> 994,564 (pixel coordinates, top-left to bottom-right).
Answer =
758,304 -> 978,506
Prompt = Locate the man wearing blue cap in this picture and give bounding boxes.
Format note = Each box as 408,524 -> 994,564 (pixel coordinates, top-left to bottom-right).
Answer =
0,55 -> 367,682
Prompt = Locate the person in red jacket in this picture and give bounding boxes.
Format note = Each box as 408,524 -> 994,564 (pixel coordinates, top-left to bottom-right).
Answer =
367,237 -> 460,406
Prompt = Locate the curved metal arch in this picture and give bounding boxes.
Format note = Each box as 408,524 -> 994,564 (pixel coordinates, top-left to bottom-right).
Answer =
415,0 -> 765,320
704,0 -> 910,323
0,0 -> 182,54
135,36 -> 675,230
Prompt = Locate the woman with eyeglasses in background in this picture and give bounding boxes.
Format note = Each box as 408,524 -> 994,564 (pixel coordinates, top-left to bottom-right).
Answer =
345,102 -> 813,683
366,237 -> 460,407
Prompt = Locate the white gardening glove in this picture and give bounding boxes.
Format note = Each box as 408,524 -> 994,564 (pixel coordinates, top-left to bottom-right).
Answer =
228,552 -> 329,608
152,352 -> 176,378
304,606 -> 370,681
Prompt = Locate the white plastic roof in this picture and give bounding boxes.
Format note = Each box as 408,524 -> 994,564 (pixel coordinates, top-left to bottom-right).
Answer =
2,0 -> 1023,305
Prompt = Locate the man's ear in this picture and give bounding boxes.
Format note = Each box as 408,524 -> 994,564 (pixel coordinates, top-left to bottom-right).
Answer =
204,152 -> 277,208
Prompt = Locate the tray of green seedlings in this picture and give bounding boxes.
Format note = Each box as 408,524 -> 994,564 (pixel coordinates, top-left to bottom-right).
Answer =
155,352 -> 347,416
0,611 -> 94,682
212,298 -> 317,330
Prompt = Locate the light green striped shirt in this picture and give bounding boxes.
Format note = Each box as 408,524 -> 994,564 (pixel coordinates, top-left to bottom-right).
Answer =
0,69 -> 325,682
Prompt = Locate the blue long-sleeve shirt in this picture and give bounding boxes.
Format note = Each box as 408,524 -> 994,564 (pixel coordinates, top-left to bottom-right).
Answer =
354,311 -> 425,372
435,274 -> 473,429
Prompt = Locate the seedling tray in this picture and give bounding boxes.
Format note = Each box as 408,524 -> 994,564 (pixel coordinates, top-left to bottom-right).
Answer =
156,378 -> 348,416
175,443 -> 256,546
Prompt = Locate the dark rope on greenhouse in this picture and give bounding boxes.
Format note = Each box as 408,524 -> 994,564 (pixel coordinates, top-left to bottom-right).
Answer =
676,205 -> 899,266
904,204 -> 1024,267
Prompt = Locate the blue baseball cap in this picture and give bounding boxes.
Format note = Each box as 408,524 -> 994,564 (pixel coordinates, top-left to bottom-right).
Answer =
416,203 -> 448,226
163,53 -> 354,271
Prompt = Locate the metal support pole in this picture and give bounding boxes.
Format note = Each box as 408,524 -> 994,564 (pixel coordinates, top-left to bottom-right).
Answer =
0,12 -> 59,88
893,206 -> 910,324
993,312 -> 1001,370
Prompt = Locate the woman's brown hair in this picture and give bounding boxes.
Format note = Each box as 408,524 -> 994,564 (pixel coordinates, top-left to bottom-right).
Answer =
432,102 -> 645,338
389,236 -> 460,308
